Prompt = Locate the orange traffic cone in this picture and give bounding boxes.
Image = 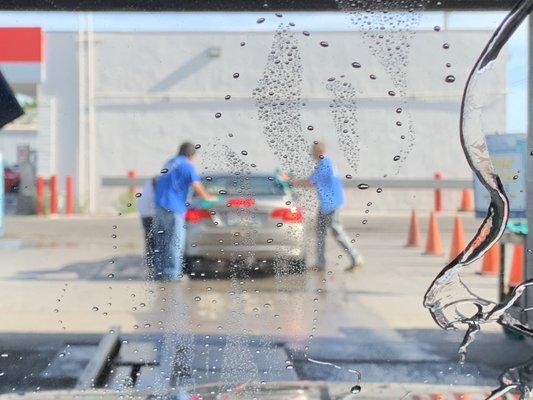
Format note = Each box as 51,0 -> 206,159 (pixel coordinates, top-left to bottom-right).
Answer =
509,244 -> 524,288
424,212 -> 443,256
406,209 -> 421,247
479,243 -> 500,275
459,188 -> 474,212
449,215 -> 466,261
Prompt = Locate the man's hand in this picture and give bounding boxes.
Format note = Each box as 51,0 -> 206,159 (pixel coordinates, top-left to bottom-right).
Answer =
192,181 -> 217,201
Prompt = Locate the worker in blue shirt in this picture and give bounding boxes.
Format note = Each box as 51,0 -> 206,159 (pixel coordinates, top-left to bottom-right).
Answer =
287,141 -> 363,271
153,142 -> 215,281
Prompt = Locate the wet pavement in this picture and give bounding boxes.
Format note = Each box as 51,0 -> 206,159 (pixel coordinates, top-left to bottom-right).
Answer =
0,213 -> 531,393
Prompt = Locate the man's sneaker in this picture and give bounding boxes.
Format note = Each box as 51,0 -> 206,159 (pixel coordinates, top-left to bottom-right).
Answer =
345,255 -> 364,272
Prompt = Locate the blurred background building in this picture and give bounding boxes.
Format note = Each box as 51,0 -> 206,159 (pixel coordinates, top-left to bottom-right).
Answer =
0,15 -> 508,213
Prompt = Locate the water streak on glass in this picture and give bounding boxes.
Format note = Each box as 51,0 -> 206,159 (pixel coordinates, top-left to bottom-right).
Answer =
334,0 -> 423,170
422,0 -> 533,397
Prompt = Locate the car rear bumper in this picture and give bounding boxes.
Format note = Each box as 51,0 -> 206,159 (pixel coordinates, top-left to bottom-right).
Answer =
184,244 -> 305,260
184,224 -> 305,260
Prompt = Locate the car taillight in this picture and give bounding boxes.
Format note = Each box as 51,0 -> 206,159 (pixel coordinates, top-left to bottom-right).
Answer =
185,208 -> 211,223
270,207 -> 303,223
227,198 -> 255,207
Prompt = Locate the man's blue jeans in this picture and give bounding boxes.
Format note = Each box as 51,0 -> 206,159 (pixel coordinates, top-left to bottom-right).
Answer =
316,209 -> 358,268
153,206 -> 185,280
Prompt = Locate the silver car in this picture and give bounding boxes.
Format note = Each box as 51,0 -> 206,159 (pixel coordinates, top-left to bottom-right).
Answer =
183,173 -> 306,276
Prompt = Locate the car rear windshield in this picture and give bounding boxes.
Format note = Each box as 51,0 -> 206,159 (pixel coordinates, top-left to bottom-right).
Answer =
199,175 -> 286,197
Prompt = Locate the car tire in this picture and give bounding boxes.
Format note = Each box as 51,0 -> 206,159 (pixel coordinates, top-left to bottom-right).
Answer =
183,256 -> 193,275
290,258 -> 306,274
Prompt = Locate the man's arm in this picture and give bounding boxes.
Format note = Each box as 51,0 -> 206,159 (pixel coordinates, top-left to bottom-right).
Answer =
277,171 -> 313,188
289,177 -> 314,187
192,181 -> 217,201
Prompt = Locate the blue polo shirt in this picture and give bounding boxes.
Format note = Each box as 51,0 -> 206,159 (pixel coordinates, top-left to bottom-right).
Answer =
155,155 -> 200,214
309,156 -> 345,213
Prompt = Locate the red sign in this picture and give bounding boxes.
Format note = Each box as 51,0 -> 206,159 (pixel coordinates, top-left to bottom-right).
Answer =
0,28 -> 43,62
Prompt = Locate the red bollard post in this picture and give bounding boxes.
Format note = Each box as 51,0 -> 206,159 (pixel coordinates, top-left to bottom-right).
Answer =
434,171 -> 442,212
49,175 -> 58,215
128,169 -> 137,196
66,175 -> 74,216
35,176 -> 45,216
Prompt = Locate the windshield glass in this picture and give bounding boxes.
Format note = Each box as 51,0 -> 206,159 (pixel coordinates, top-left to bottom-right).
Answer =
0,2 -> 531,400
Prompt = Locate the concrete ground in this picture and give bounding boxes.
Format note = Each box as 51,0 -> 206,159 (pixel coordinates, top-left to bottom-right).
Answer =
0,211 -> 531,395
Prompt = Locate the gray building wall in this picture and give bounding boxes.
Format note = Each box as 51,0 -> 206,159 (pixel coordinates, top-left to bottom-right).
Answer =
34,28 -> 506,213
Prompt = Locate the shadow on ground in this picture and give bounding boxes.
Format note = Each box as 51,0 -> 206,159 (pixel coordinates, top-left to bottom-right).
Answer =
0,329 -> 530,393
11,256 -> 289,281
13,255 -> 148,281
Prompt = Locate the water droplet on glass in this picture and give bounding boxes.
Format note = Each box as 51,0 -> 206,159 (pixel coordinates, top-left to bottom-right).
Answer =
346,174 -> 352,179
434,25 -> 441,31
303,31 -> 310,36
241,150 -> 248,156
215,112 -> 221,118
233,72 -> 240,79
161,168 -> 168,174
388,90 -> 396,96
92,306 -> 99,312
446,62 -> 452,68
257,18 -> 265,24
351,62 -> 361,68
307,125 -> 314,131
319,41 -> 329,47
350,385 -> 361,394
393,155 -> 401,161
445,75 -> 455,83
240,42 -> 245,47
396,107 -> 402,114
194,296 -> 201,302
225,95 -> 231,100
442,43 -> 450,49
369,74 -> 376,80
357,183 -> 369,190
